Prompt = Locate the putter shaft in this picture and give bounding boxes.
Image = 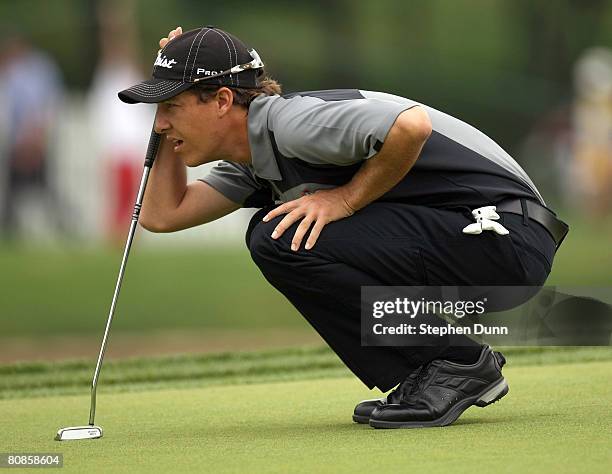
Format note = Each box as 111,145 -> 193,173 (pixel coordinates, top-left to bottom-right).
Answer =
88,165 -> 152,425
87,129 -> 161,427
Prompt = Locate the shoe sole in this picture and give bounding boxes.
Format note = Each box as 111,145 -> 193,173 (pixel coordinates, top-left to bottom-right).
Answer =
352,414 -> 371,424
369,378 -> 509,429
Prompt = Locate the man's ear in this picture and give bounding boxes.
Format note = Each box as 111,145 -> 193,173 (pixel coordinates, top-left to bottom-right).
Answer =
216,87 -> 234,117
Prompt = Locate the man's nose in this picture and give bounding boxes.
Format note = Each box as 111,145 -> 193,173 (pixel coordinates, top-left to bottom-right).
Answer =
154,108 -> 170,134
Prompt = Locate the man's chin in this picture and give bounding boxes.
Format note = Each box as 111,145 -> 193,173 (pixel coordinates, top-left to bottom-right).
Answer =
179,153 -> 196,167
182,153 -> 210,167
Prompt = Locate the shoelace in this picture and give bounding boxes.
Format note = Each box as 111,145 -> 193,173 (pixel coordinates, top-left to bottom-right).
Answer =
387,366 -> 422,403
414,364 -> 435,390
400,363 -> 437,403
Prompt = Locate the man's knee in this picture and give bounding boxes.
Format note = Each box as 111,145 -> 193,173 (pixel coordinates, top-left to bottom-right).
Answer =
246,215 -> 286,273
245,207 -> 270,249
247,214 -> 324,289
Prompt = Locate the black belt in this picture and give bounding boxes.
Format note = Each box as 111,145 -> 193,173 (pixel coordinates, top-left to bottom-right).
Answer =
496,198 -> 569,249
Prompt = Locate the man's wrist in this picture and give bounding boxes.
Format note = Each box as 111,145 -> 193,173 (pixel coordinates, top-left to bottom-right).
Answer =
343,197 -> 357,215
332,186 -> 360,215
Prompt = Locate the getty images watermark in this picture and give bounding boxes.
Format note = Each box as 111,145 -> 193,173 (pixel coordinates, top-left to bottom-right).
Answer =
361,286 -> 612,346
371,296 -> 493,336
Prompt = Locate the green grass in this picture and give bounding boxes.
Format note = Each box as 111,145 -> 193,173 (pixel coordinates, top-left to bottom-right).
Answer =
2,346 -> 611,400
0,246 -> 305,336
0,353 -> 610,473
0,346 -> 347,400
0,215 -> 610,338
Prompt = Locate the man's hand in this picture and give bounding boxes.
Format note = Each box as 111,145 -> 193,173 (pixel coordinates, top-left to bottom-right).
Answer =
158,26 -> 183,51
262,188 -> 356,251
262,107 -> 432,252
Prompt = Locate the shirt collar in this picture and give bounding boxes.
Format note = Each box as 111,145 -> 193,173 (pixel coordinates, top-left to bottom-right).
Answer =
247,95 -> 282,181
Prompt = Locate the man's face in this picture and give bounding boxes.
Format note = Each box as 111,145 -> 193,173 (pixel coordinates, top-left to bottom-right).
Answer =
154,90 -> 220,167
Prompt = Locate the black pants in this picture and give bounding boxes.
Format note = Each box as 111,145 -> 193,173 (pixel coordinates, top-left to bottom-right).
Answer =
246,202 -> 556,391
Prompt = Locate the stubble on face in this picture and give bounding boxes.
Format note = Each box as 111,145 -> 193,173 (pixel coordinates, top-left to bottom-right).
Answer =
159,91 -> 219,167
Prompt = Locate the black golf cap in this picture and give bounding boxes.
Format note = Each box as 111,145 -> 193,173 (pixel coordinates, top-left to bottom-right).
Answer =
118,26 -> 264,104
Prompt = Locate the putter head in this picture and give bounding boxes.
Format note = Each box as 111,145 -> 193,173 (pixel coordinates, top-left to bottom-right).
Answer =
55,425 -> 103,441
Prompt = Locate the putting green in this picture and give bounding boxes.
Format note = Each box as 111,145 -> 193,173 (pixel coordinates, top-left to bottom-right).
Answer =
1,360 -> 610,473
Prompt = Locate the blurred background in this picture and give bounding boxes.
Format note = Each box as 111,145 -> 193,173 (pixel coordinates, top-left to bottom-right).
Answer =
0,0 -> 611,363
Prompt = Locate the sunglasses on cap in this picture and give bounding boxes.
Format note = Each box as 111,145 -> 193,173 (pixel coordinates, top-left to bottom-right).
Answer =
193,48 -> 264,83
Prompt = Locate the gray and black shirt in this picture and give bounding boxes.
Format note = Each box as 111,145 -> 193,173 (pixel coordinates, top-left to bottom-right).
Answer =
199,89 -> 545,209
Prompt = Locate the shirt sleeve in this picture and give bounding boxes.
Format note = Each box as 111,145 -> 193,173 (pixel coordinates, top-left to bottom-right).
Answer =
268,96 -> 416,166
199,161 -> 272,207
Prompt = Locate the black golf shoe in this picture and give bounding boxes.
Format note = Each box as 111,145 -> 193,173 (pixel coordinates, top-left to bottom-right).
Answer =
369,346 -> 508,429
352,368 -> 421,424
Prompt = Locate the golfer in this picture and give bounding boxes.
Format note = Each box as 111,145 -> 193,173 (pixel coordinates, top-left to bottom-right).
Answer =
119,26 -> 568,429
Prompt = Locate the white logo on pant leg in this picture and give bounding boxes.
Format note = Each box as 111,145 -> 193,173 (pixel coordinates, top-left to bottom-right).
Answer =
154,52 -> 178,69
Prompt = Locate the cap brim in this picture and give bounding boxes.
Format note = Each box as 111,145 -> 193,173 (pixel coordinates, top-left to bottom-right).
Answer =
118,78 -> 193,104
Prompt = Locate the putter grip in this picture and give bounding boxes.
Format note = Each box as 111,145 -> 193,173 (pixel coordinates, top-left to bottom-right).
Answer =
144,130 -> 162,168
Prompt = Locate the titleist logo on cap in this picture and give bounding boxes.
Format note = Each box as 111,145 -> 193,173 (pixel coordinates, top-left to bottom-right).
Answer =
154,52 -> 177,69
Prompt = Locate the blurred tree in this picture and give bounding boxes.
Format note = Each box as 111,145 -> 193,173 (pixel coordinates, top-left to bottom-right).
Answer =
509,0 -> 611,97
310,0 -> 361,88
2,0 -> 611,154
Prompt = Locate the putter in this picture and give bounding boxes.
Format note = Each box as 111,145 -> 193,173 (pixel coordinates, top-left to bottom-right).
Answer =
55,128 -> 162,441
